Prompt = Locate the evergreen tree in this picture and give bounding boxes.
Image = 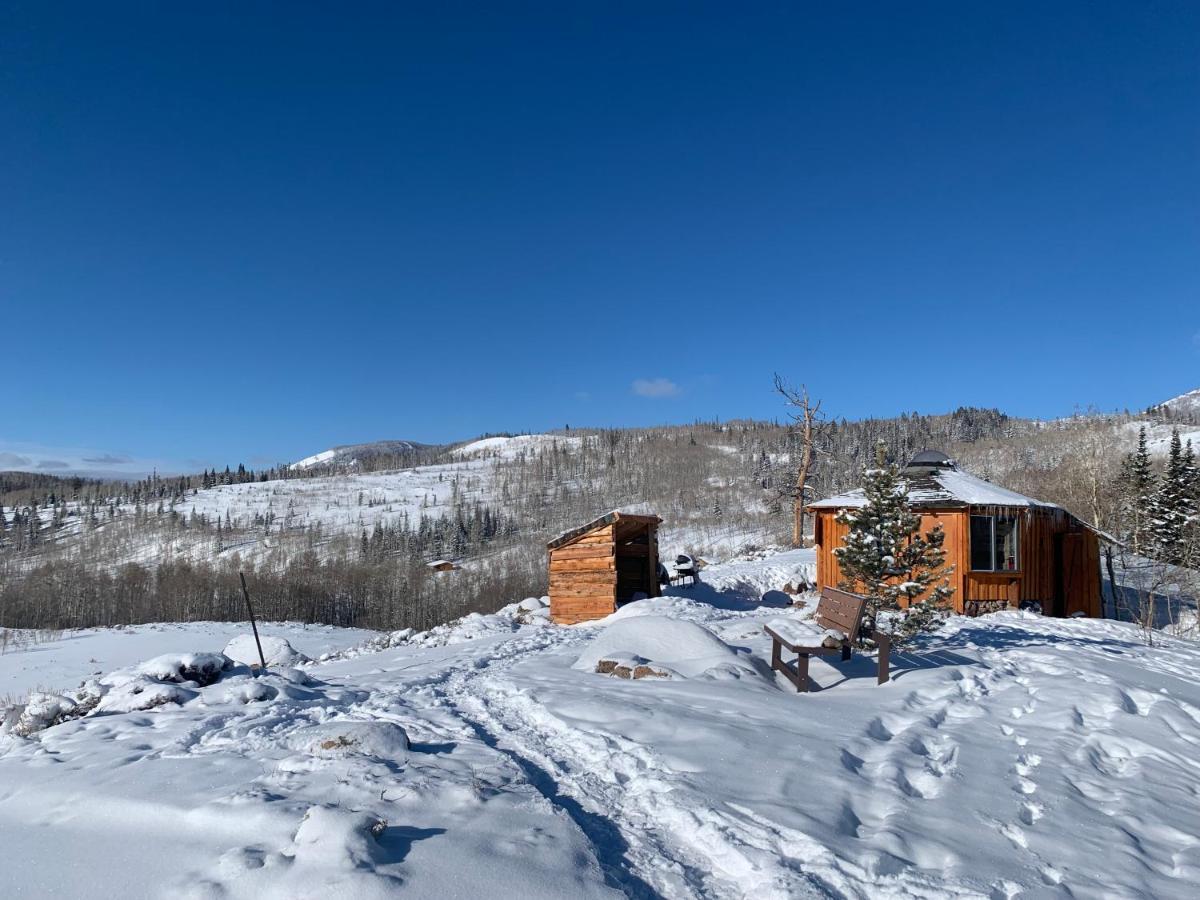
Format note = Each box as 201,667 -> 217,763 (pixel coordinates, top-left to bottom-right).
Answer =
1184,439 -> 1199,506
1118,426 -> 1156,554
832,443 -> 956,642
1149,429 -> 1195,564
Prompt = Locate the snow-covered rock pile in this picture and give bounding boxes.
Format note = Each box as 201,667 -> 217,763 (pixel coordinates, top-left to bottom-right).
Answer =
574,616 -> 759,680
1,648 -> 329,736
223,634 -> 311,667
3,692 -> 81,737
135,651 -> 231,686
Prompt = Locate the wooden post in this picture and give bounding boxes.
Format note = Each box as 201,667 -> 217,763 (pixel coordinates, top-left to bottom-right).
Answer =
877,632 -> 891,685
239,571 -> 268,671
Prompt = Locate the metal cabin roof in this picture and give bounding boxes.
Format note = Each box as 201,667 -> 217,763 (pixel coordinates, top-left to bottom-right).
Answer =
808,465 -> 1061,511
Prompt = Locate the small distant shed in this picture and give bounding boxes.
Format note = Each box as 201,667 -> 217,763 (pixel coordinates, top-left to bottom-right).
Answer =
548,511 -> 663,624
426,559 -> 458,573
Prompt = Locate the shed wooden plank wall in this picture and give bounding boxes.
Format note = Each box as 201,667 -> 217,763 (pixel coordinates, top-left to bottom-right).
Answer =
549,524 -> 617,624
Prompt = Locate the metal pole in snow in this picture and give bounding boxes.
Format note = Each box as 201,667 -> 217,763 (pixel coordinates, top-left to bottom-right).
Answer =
239,571 -> 268,671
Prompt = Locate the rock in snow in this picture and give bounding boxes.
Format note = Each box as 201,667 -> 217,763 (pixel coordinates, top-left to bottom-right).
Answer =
574,615 -> 757,679
287,721 -> 411,759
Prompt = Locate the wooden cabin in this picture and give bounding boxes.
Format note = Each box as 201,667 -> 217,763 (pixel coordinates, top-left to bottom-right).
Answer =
809,451 -> 1103,617
426,559 -> 458,573
548,511 -> 663,624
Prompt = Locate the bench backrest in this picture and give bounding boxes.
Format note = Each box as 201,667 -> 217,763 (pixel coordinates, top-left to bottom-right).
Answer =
816,587 -> 868,642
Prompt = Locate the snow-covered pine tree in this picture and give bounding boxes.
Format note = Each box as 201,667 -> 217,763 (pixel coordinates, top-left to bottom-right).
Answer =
832,443 -> 955,643
1118,425 -> 1156,555
1184,439 -> 1200,566
1150,429 -> 1194,564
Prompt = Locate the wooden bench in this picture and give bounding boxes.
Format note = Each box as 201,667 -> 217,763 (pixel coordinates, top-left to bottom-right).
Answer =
764,587 -> 891,692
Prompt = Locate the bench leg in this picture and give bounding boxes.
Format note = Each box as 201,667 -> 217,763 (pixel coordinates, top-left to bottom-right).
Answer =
771,639 -> 781,673
877,633 -> 891,685
796,653 -> 810,693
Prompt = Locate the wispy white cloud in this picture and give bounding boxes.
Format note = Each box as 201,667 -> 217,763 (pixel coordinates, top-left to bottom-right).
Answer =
0,440 -> 195,476
82,453 -> 132,465
631,377 -> 681,398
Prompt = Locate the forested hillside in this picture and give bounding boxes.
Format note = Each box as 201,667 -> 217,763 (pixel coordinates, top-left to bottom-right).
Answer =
2,395 -> 1195,632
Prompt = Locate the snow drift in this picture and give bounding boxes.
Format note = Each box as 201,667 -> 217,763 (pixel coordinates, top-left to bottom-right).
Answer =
573,616 -> 758,679
223,634 -> 311,668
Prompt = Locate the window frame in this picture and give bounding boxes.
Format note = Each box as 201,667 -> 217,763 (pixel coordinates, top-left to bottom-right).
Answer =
969,513 -> 1021,573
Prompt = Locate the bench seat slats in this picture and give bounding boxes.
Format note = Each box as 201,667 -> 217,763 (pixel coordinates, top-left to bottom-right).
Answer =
765,586 -> 890,692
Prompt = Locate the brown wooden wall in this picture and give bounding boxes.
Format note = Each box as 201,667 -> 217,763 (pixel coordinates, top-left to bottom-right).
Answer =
814,505 -> 1101,617
549,524 -> 617,624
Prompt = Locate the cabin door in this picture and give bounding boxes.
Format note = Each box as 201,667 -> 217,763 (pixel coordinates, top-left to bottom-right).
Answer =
1049,534 -> 1066,617
1059,533 -> 1093,617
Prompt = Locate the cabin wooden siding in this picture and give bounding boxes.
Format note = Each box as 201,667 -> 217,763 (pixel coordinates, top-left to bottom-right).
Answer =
548,513 -> 662,625
813,505 -> 1101,617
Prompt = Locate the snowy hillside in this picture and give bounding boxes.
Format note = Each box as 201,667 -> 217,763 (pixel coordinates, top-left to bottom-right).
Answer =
1156,387 -> 1200,420
288,440 -> 431,472
450,433 -> 583,460
3,550 -> 1198,898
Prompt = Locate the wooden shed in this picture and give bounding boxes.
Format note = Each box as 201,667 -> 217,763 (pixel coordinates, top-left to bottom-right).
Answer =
809,451 -> 1104,617
548,511 -> 663,624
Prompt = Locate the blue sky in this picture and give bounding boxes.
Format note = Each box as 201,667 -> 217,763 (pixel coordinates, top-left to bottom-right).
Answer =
2,2 -> 1197,474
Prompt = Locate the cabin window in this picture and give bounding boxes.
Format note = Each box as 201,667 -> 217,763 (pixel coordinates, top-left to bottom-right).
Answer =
970,515 -> 1020,572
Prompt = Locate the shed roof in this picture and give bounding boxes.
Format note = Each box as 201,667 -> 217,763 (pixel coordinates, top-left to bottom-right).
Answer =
809,465 -> 1061,511
547,510 -> 662,550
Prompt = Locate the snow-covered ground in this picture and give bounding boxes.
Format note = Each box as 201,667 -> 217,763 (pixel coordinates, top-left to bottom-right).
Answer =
3,549 -> 1199,898
0,622 -> 378,701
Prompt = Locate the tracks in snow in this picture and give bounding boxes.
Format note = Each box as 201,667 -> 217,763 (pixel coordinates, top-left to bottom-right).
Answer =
392,627 -> 832,899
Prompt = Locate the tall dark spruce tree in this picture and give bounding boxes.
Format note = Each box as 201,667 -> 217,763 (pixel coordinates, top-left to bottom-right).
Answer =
1119,425 -> 1156,555
1150,429 -> 1196,565
832,443 -> 956,643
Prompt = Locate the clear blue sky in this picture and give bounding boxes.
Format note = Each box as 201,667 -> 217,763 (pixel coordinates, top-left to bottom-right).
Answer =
2,2 -> 1197,473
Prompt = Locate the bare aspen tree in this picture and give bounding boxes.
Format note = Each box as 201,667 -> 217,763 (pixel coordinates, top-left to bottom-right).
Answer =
774,375 -> 830,546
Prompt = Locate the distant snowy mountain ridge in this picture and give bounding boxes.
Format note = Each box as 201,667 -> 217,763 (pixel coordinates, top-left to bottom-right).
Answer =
288,439 -> 431,471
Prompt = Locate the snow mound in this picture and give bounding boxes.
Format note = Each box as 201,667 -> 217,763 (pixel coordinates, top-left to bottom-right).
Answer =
288,721 -> 410,760
574,616 -> 756,680
223,634 -> 311,667
202,806 -> 395,899
411,611 -> 523,646
223,680 -> 279,704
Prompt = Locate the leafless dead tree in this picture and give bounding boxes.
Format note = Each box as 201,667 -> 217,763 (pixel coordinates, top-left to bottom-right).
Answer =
774,376 -> 831,547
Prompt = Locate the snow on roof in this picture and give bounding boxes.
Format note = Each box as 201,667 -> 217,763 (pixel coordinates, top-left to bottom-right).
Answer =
426,559 -> 456,568
809,466 -> 1060,510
